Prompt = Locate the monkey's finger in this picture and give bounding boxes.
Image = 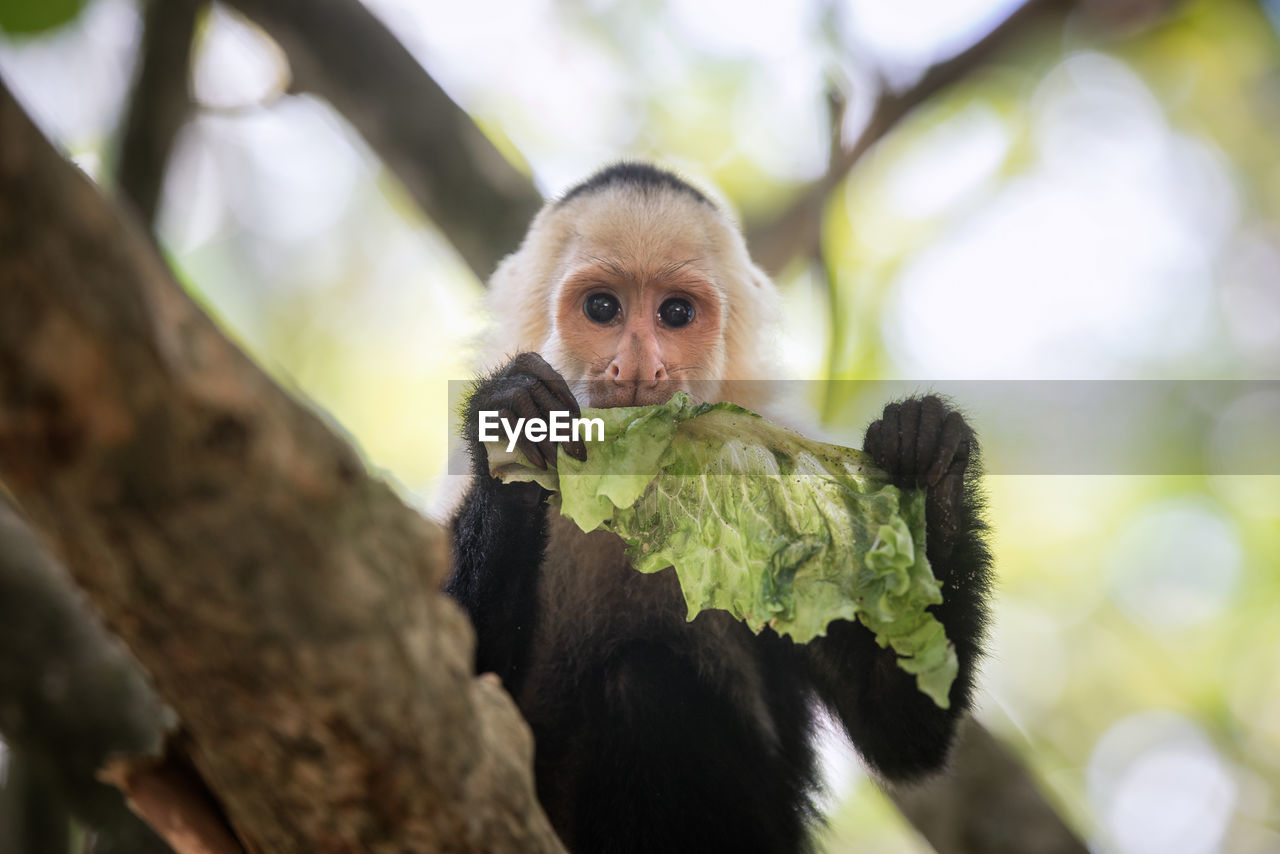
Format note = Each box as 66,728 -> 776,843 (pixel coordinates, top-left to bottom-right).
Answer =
560,423 -> 588,463
526,365 -> 585,460
931,468 -> 964,537
898,398 -> 921,485
874,403 -> 901,470
865,428 -> 890,473
916,396 -> 946,478
508,391 -> 550,470
863,420 -> 883,464
520,353 -> 581,420
527,381 -> 570,465
507,352 -> 547,376
927,411 -> 969,487
509,385 -> 544,423
527,380 -> 586,462
942,409 -> 967,483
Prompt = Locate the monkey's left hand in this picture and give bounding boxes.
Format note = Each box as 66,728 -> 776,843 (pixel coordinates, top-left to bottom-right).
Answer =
863,395 -> 974,544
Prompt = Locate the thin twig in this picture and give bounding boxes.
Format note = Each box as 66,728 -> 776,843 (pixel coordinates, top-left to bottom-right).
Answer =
115,0 -> 206,228
219,0 -> 544,280
746,0 -> 1076,276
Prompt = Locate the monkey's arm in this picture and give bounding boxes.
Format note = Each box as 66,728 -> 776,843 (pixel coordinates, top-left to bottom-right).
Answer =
448,475 -> 548,692
446,353 -> 584,692
803,395 -> 992,781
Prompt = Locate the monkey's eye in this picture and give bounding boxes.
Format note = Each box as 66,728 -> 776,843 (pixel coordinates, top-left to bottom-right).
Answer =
584,292 -> 621,324
658,297 -> 695,328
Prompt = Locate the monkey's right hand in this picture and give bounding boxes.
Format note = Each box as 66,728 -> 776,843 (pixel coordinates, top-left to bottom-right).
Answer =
465,352 -> 588,476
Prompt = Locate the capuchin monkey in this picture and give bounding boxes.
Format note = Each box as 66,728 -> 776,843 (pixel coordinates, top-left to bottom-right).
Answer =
447,163 -> 990,854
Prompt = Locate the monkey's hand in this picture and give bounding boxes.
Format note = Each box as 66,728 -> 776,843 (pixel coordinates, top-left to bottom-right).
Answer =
863,396 -> 975,553
465,352 -> 588,479
817,396 -> 987,779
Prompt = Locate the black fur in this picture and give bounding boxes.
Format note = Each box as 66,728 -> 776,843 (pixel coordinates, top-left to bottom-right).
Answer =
809,394 -> 991,780
448,379 -> 990,849
556,162 -> 715,210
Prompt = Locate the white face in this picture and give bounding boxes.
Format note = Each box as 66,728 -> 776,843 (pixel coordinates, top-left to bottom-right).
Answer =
538,194 -> 730,409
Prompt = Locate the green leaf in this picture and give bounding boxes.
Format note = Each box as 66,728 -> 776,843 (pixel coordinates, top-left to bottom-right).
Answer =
0,0 -> 87,36
487,392 -> 956,708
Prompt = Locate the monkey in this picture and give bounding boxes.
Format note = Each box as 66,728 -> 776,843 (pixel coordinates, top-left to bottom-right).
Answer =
446,163 -> 991,854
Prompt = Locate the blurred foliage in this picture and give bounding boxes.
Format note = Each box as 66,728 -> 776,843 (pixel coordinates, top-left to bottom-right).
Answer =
0,0 -> 87,36
3,0 -> 1280,851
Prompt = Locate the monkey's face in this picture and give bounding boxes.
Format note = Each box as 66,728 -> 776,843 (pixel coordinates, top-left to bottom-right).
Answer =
534,191 -> 731,409
549,249 -> 725,409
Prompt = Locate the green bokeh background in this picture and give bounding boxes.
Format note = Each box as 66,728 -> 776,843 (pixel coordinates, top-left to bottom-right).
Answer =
3,0 -> 1279,851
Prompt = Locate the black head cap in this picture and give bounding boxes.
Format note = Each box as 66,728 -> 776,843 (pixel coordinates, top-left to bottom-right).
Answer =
556,162 -> 715,209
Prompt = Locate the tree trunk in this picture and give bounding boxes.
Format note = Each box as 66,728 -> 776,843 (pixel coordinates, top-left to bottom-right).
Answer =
0,74 -> 563,854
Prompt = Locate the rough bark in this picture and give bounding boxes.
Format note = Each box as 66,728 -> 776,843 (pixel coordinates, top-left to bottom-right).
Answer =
218,0 -> 544,281
0,74 -> 563,854
99,751 -> 250,854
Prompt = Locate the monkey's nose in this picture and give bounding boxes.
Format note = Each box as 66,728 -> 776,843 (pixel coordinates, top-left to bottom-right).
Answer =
606,360 -> 666,386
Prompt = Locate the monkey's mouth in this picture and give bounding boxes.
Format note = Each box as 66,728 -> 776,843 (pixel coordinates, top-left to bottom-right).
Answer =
583,379 -> 718,409
585,383 -> 675,409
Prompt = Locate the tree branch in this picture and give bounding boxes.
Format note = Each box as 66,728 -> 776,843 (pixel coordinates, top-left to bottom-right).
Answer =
0,497 -> 175,853
888,717 -> 1088,854
746,0 -> 1076,275
114,0 -> 205,228
0,73 -> 563,854
0,750 -> 71,854
217,0 -> 544,280
100,750 -> 248,854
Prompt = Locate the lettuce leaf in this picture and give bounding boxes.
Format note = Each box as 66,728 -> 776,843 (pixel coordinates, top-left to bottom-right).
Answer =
487,392 -> 957,708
